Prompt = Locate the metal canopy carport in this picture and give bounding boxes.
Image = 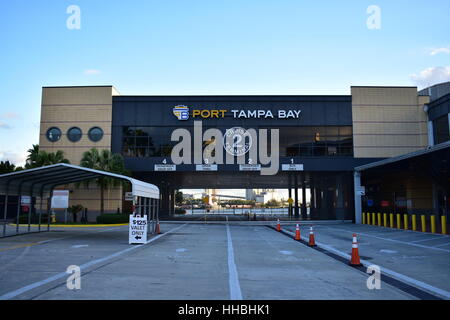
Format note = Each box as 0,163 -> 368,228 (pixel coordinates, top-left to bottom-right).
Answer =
0,163 -> 160,237
354,141 -> 450,172
353,141 -> 450,224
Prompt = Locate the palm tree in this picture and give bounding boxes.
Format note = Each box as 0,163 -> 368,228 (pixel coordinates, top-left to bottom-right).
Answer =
45,150 -> 70,166
26,144 -> 40,167
25,145 -> 70,168
80,149 -> 130,214
0,161 -> 16,174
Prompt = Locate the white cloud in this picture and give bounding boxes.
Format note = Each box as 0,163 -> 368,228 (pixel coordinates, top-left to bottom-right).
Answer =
84,69 -> 101,75
410,66 -> 450,89
0,121 -> 11,129
0,150 -> 27,166
0,112 -> 19,119
430,47 -> 450,56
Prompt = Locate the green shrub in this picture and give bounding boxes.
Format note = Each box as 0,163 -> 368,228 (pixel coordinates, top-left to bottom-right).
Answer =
174,208 -> 186,214
96,213 -> 129,224
68,204 -> 84,223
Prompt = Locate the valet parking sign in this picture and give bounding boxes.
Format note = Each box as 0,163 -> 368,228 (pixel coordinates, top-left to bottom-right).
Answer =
129,215 -> 148,244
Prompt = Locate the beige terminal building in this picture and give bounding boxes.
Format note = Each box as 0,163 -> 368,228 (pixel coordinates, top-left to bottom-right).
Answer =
37,82 -> 450,222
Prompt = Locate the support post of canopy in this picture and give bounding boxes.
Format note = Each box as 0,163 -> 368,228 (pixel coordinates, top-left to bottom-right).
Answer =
28,183 -> 36,232
2,180 -> 10,237
48,187 -> 55,231
16,182 -> 25,234
38,187 -> 44,232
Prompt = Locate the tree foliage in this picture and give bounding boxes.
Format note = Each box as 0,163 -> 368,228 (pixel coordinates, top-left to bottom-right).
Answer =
175,190 -> 184,206
219,199 -> 256,207
25,144 -> 70,169
79,148 -> 130,214
265,199 -> 280,207
0,161 -> 16,174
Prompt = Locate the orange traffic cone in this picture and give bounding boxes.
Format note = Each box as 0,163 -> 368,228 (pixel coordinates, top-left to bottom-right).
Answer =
276,219 -> 281,232
295,224 -> 301,240
349,233 -> 362,266
308,226 -> 316,247
155,220 -> 161,234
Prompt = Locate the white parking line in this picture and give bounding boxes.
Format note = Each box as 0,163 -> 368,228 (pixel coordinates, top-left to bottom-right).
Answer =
433,242 -> 450,248
410,237 -> 446,243
36,227 -> 119,245
321,226 -> 450,253
226,222 -> 243,300
0,224 -> 186,300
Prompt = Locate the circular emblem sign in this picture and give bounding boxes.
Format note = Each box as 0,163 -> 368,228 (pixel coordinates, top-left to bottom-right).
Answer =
223,127 -> 252,156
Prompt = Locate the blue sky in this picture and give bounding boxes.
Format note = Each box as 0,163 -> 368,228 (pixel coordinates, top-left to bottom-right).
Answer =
0,0 -> 449,167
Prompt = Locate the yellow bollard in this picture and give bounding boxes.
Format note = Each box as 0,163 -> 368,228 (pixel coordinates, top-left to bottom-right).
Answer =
377,212 -> 381,226
362,212 -> 366,224
441,216 -> 447,235
389,213 -> 394,228
372,212 -> 376,225
403,214 -> 409,230
383,213 -> 387,228
396,213 -> 401,229
431,215 -> 436,233
421,215 -> 426,232
412,214 -> 417,231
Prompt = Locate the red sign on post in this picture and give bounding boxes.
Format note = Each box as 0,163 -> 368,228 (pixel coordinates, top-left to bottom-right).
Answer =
380,200 -> 390,207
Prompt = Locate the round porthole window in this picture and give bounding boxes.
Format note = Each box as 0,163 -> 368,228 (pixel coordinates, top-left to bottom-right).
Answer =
67,127 -> 82,142
46,127 -> 62,142
88,127 -> 104,142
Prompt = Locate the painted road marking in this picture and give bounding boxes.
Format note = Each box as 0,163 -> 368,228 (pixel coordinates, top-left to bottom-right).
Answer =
71,245 -> 89,248
321,226 -> 450,253
352,225 -> 448,240
0,242 -> 40,252
0,227 -> 121,252
0,224 -> 187,300
226,220 -> 243,300
410,237 -> 446,243
380,249 -> 398,254
432,242 -> 450,248
281,228 -> 450,299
